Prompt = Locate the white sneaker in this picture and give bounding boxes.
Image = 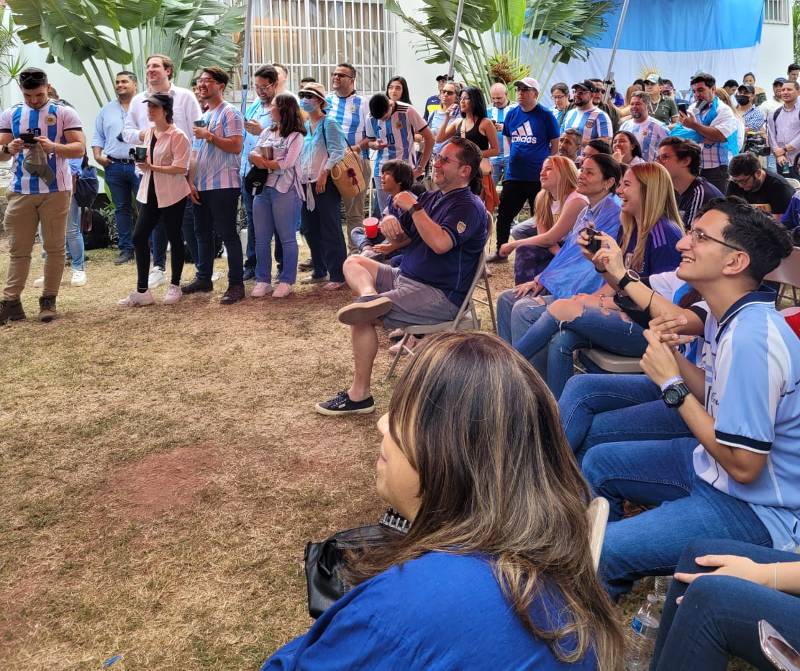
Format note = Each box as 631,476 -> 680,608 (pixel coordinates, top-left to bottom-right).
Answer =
211,270 -> 223,282
33,276 -> 44,288
251,282 -> 273,298
71,270 -> 87,287
272,282 -> 292,298
163,284 -> 183,305
148,267 -> 166,289
118,290 -> 155,307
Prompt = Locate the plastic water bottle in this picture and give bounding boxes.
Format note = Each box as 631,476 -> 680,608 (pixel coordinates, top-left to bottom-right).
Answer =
653,576 -> 673,603
625,594 -> 660,671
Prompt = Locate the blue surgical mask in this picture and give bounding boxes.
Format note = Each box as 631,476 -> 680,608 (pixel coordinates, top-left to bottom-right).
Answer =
299,98 -> 316,113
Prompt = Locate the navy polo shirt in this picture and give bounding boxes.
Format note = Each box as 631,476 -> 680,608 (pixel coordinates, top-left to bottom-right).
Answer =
399,187 -> 487,306
502,104 -> 560,182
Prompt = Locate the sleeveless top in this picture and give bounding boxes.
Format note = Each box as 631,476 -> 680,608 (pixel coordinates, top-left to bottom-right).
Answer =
459,119 -> 489,150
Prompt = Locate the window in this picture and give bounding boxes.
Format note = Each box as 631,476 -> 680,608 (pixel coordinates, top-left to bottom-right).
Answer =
764,0 -> 790,24
249,0 -> 396,95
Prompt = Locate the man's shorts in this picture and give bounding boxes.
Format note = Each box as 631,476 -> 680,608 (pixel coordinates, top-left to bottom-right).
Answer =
375,265 -> 460,329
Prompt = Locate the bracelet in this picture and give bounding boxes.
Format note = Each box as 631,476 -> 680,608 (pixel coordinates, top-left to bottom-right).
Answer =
646,290 -> 656,312
659,375 -> 684,392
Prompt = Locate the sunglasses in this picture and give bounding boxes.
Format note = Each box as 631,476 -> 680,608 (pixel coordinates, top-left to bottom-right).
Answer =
19,71 -> 47,84
298,92 -> 319,100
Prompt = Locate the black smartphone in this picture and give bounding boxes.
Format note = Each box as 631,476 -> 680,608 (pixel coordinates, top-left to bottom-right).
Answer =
583,227 -> 601,254
193,119 -> 208,128
19,132 -> 38,144
677,103 -> 688,115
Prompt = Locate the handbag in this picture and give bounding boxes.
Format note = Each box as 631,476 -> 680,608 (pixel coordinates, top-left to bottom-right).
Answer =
321,119 -> 367,199
459,121 -> 492,176
304,508 -> 410,618
244,166 -> 269,196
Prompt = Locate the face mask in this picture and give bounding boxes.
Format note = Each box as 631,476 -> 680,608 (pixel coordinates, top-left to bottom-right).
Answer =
735,96 -> 750,106
299,98 -> 316,113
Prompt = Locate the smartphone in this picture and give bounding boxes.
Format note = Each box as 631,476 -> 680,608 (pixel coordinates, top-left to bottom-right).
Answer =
760,620 -> 800,671
677,103 -> 688,115
583,226 -> 601,254
193,119 -> 208,128
19,132 -> 38,144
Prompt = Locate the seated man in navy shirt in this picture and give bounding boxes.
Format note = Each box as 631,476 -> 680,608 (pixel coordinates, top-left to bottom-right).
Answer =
316,137 -> 488,416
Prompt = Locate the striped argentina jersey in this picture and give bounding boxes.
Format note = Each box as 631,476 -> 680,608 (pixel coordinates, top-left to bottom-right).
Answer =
192,101 -> 244,191
365,101 -> 427,178
326,92 -> 368,157
487,103 -> 517,159
620,117 -> 668,162
0,101 -> 82,194
563,107 -> 612,145
693,291 -> 800,550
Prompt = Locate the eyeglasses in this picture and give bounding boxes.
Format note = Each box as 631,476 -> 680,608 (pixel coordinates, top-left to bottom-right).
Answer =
196,77 -> 217,84
689,228 -> 743,251
255,83 -> 274,92
331,72 -> 353,79
432,152 -> 464,166
729,174 -> 756,187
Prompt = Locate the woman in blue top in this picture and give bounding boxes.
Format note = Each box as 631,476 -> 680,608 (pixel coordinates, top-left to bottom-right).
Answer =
298,82 -> 347,291
513,162 -> 684,398
260,332 -> 623,670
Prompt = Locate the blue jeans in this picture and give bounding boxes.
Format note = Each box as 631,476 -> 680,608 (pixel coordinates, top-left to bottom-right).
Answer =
65,196 -> 84,271
496,290 -> 553,374
558,374 -> 691,462
582,437 -> 772,600
491,156 -> 507,185
653,538 -> 800,671
104,160 -> 140,253
253,187 -> 301,284
302,179 -> 345,282
241,183 -> 256,269
193,187 -> 243,285
515,306 -> 647,398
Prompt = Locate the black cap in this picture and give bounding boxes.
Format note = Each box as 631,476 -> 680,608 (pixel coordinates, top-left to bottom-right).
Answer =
436,74 -> 454,82
18,67 -> 48,88
774,77 -> 788,86
572,79 -> 596,93
737,85 -> 755,95
142,92 -> 172,108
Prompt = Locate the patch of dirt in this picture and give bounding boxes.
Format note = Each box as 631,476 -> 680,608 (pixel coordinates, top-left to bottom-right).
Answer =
99,444 -> 224,521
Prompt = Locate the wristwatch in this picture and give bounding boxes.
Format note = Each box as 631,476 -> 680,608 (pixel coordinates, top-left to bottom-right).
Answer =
617,269 -> 640,291
662,382 -> 691,408
409,202 -> 424,214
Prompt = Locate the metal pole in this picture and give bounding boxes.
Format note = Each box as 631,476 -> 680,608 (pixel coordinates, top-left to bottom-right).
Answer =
602,0 -> 631,106
446,0 -> 466,79
241,0 -> 254,116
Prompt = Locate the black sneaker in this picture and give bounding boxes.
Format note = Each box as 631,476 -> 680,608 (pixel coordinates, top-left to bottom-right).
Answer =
114,250 -> 135,265
0,298 -> 25,325
299,259 -> 314,271
315,391 -> 375,416
242,267 -> 256,281
337,296 -> 392,325
181,278 -> 214,294
220,283 -> 245,305
486,252 -> 508,264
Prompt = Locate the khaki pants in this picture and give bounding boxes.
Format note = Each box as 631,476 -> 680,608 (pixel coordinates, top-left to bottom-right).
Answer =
3,190 -> 71,300
341,155 -> 371,252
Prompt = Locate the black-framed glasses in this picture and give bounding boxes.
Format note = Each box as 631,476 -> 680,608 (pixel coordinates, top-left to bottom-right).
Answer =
254,83 -> 275,92
432,152 -> 464,166
689,228 -> 743,251
331,72 -> 353,79
729,173 -> 756,187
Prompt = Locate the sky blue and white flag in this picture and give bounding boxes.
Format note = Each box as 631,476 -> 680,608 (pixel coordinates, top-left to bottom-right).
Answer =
547,0 -> 764,101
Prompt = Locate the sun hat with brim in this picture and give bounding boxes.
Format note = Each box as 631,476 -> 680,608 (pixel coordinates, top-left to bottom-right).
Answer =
300,83 -> 328,107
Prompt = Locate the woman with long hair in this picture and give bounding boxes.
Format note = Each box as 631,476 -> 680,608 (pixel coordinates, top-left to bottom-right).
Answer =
386,75 -> 412,105
611,130 -> 644,167
512,161 -> 684,397
249,93 -> 306,298
436,86 -> 500,211
260,332 -> 623,670
498,156 -> 589,283
118,93 -> 191,307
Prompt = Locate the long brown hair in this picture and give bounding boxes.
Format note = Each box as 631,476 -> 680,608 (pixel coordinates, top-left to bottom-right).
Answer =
271,93 -> 306,138
619,162 -> 683,272
534,156 -> 579,235
349,333 -> 624,669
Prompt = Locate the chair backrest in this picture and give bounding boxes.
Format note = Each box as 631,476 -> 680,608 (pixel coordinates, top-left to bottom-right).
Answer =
586,496 -> 609,572
449,251 -> 487,329
765,246 -> 800,288
786,178 -> 800,191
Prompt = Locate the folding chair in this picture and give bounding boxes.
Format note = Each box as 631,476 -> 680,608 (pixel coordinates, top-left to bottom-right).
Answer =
587,496 -> 609,572
385,253 -> 487,380
575,349 -> 643,375
471,263 -> 497,333
765,246 -> 800,307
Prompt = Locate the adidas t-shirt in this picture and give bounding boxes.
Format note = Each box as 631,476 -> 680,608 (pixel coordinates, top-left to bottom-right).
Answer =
502,104 -> 560,182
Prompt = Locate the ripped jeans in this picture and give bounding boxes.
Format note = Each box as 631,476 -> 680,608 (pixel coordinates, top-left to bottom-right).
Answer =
513,305 -> 646,398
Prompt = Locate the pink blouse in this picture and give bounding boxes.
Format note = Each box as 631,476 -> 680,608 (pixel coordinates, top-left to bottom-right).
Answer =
136,126 -> 192,208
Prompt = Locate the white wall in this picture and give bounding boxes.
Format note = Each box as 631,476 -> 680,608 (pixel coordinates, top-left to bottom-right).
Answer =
755,22 -> 795,86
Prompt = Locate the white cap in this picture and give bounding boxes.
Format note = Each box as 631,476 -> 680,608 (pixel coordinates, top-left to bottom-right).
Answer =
513,77 -> 541,92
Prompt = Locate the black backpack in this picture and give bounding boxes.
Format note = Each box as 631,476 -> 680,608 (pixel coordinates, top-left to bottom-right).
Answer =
74,155 -> 99,208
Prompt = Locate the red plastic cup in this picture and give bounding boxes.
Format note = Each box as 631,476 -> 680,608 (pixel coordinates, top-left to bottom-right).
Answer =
363,217 -> 379,239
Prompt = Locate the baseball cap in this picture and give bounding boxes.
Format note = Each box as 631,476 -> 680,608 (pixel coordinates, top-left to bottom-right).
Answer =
774,77 -> 788,86
737,85 -> 755,95
572,79 -> 596,93
142,92 -> 172,108
436,74 -> 454,82
645,74 -> 661,85
514,77 -> 540,91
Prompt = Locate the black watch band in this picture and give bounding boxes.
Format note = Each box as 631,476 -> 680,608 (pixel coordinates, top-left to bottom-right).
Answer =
617,270 -> 640,291
662,382 -> 691,408
409,202 -> 424,214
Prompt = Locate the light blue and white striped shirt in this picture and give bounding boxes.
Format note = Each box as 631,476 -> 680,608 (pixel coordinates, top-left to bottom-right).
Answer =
365,101 -> 427,178
192,101 -> 244,191
563,107 -> 612,145
620,117 -> 668,162
488,103 -> 517,161
693,290 -> 800,551
326,92 -> 368,158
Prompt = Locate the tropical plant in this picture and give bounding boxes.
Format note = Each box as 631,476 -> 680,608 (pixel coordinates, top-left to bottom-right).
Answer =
386,0 -> 614,93
7,0 -> 243,106
794,1 -> 800,65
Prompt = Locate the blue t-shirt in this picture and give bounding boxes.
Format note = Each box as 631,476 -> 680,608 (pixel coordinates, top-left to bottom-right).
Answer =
619,216 -> 683,277
502,104 -> 560,182
261,552 -> 598,671
780,192 -> 800,231
693,290 -> 800,551
539,195 -> 621,298
399,187 -> 487,306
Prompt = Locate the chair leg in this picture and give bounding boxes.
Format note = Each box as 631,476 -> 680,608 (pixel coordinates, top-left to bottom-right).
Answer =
386,333 -> 409,380
483,271 -> 497,334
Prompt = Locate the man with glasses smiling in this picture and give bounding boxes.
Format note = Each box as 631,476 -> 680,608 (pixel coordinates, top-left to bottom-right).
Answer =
727,152 -> 795,221
327,63 -> 371,252
579,197 -> 799,601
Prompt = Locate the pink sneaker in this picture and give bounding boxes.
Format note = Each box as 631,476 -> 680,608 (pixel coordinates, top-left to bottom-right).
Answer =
272,282 -> 293,298
117,290 -> 155,307
251,282 -> 274,298
163,284 -> 182,305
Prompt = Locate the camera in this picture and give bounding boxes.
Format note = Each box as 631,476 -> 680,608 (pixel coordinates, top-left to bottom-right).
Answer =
743,132 -> 770,157
583,226 -> 601,253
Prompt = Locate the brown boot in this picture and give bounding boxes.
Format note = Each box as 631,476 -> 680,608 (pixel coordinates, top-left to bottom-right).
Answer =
38,295 -> 57,322
0,298 -> 25,325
